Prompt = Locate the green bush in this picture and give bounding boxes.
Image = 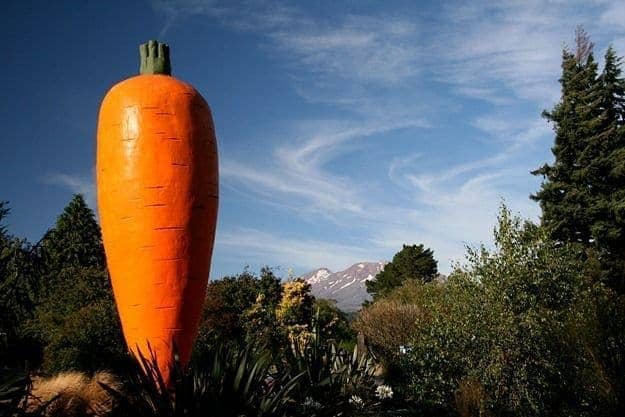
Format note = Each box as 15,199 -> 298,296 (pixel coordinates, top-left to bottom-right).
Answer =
27,266 -> 126,374
399,206 -> 619,416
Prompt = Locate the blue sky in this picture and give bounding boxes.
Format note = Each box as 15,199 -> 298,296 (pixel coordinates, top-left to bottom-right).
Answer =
2,0 -> 625,279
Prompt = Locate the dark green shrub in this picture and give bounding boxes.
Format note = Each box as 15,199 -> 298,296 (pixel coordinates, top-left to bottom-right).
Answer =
399,207 -> 619,416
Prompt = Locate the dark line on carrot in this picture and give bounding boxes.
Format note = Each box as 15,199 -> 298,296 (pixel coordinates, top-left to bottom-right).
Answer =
145,203 -> 166,207
154,306 -> 176,310
145,185 -> 164,189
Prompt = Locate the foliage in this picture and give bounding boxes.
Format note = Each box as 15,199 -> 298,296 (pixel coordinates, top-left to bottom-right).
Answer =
312,298 -> 355,349
27,195 -> 126,373
366,244 -> 437,300
0,202 -> 41,367
399,206 -> 619,416
194,268 -> 284,357
529,29 -> 625,414
27,267 -> 126,374
275,279 -> 314,327
107,344 -> 301,417
39,195 -> 105,284
282,316 -> 387,417
352,296 -> 425,371
196,271 -> 352,361
0,368 -> 33,416
532,28 -> 625,293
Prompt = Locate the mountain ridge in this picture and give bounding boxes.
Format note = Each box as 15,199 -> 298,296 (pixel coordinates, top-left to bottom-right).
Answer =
302,261 -> 386,312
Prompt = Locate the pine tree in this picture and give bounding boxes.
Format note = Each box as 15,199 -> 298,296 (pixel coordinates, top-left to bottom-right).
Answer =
28,194 -> 126,372
532,28 -> 602,245
533,29 -> 625,292
40,194 -> 105,281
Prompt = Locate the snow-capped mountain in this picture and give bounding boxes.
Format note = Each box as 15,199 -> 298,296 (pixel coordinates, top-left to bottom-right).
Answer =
301,262 -> 386,312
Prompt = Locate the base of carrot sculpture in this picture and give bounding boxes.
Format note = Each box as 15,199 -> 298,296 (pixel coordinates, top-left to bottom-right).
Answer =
96,40 -> 218,385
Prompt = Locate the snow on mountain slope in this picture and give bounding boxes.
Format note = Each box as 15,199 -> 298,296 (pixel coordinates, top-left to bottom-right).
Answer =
301,262 -> 386,312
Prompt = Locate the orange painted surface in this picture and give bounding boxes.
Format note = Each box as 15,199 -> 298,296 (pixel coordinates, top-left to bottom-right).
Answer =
96,74 -> 218,383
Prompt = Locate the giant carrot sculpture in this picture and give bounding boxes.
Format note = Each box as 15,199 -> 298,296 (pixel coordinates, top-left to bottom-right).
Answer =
96,40 -> 218,383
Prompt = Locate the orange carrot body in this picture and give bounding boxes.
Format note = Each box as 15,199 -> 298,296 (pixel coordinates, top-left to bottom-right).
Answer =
96,72 -> 218,382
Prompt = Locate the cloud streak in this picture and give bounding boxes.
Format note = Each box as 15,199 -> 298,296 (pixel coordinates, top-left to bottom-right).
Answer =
43,173 -> 96,209
145,1 -> 625,276
217,227 -> 381,272
222,117 -> 428,217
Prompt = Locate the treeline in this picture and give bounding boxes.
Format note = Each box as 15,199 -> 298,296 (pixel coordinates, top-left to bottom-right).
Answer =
1,196 -> 127,372
0,195 -> 354,374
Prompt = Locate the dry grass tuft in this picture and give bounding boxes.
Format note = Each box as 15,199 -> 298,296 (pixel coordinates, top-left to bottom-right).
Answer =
353,300 -> 425,358
27,371 -> 122,417
455,378 -> 491,417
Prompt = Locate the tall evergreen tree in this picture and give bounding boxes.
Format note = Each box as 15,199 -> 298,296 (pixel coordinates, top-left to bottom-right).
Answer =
532,28 -> 601,245
28,194 -> 126,372
40,194 -> 105,280
532,29 -> 625,292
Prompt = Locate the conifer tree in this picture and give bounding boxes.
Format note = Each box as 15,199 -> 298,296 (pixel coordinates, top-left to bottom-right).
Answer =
29,194 -> 126,372
532,28 -> 601,245
40,194 -> 105,280
532,28 -> 625,292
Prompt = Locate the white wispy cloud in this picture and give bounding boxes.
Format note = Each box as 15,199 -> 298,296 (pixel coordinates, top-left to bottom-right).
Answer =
600,1 -> 625,30
268,15 -> 420,86
217,227 -> 380,272
151,0 -> 424,106
435,0 -> 625,104
435,4 -> 564,104
42,173 -> 96,209
222,117 -> 428,217
147,0 -> 625,275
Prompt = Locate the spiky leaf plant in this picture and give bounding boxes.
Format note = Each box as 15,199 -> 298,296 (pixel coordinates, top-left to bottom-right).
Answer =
105,343 -> 301,417
282,314 -> 382,417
